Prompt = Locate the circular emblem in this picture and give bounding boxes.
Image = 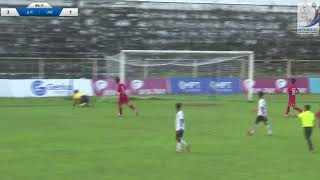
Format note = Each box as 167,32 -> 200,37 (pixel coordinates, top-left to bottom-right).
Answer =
131,80 -> 144,90
31,80 -> 47,96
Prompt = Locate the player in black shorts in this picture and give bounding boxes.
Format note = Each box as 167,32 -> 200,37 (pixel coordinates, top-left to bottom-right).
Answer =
175,103 -> 191,153
247,91 -> 272,136
73,90 -> 94,108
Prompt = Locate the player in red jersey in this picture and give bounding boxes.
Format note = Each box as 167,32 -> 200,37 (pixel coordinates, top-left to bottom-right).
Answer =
115,77 -> 138,116
285,78 -> 302,116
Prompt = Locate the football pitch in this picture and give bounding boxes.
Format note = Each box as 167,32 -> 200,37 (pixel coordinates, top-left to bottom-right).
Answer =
0,94 -> 319,180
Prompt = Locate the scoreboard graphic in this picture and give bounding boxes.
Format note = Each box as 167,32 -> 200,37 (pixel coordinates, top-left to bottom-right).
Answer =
1,2 -> 78,17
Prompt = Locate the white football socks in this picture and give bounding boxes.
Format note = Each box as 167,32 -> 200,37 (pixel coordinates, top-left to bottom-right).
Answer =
266,125 -> 272,135
250,124 -> 258,134
176,142 -> 182,151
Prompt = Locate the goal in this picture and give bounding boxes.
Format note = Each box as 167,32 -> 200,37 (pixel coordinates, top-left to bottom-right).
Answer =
117,50 -> 254,100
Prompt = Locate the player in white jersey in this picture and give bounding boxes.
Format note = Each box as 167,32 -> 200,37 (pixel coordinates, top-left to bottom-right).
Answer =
247,91 -> 272,136
175,103 -> 191,153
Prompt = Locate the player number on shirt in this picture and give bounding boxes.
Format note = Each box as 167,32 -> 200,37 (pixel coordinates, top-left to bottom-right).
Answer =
292,89 -> 297,95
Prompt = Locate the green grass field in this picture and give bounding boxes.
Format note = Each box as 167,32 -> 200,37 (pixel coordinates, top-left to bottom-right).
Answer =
0,94 -> 319,180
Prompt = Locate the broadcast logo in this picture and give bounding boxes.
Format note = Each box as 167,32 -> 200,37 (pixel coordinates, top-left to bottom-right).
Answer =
297,0 -> 319,34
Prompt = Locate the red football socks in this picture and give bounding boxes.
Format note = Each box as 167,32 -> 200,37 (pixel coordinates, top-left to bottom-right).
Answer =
119,107 -> 123,115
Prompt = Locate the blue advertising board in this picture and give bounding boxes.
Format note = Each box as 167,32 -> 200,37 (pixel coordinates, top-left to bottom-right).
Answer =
209,78 -> 241,94
310,78 -> 320,93
170,78 -> 241,94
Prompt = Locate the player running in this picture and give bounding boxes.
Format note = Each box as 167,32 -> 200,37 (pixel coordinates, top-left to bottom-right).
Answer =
175,103 -> 191,153
285,78 -> 302,117
73,90 -> 94,108
297,105 -> 316,152
115,77 -> 138,117
247,91 -> 273,136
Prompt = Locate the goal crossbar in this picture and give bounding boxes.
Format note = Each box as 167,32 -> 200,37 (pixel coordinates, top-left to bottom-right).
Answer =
119,50 -> 255,101
121,50 -> 254,55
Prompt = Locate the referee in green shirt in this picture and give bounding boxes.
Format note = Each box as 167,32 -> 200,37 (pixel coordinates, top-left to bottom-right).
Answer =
298,105 -> 316,152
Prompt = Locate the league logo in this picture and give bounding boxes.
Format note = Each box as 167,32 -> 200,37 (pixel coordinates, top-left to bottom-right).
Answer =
31,80 -> 47,96
131,80 -> 144,90
95,80 -> 108,92
275,79 -> 288,89
243,79 -> 255,90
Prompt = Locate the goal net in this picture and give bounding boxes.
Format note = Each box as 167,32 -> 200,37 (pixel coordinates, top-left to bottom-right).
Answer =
109,50 -> 254,100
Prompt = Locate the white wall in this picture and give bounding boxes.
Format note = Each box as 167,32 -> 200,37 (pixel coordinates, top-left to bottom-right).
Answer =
0,79 -> 93,97
0,80 -> 12,97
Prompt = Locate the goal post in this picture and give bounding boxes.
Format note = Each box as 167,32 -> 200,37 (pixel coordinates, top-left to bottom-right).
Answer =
118,50 -> 255,101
